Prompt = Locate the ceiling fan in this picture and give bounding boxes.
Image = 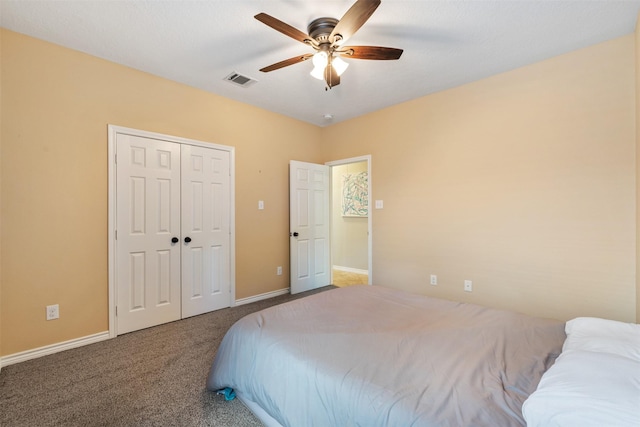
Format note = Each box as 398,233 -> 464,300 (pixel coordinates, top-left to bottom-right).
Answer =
255,0 -> 403,89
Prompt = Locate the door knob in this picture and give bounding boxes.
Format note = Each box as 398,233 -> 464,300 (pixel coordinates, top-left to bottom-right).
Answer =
292,232 -> 299,237
171,237 -> 179,243
184,237 -> 192,243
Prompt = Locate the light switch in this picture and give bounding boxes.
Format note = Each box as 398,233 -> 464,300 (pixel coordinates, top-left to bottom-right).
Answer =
375,200 -> 383,209
258,200 -> 264,210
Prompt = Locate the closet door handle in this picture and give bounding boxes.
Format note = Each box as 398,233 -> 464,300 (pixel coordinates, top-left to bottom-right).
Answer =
184,237 -> 192,243
171,237 -> 179,243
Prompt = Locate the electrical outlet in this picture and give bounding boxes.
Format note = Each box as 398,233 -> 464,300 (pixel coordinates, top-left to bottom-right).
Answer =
464,280 -> 473,292
276,266 -> 282,275
46,304 -> 59,320
430,275 -> 437,286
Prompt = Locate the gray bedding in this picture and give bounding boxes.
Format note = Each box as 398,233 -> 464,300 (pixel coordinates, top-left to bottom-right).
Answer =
207,285 -> 565,427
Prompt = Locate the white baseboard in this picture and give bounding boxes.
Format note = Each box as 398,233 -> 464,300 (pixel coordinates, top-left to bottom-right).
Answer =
1,288 -> 293,368
0,331 -> 110,367
234,287 -> 290,306
333,265 -> 369,275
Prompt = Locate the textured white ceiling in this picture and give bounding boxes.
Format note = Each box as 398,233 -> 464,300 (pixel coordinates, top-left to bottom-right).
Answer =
2,1 -> 639,127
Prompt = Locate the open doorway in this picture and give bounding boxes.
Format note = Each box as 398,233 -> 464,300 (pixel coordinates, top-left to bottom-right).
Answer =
327,156 -> 372,287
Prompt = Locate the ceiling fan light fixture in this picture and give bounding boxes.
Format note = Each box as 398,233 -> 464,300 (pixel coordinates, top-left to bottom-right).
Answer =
312,51 -> 328,67
310,52 -> 348,81
332,56 -> 349,76
310,51 -> 328,80
310,65 -> 326,80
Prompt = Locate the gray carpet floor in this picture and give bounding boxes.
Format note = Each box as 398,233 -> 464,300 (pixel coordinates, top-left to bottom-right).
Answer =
0,286 -> 334,426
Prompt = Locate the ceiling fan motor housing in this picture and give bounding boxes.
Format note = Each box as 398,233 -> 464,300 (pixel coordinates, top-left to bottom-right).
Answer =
308,17 -> 339,43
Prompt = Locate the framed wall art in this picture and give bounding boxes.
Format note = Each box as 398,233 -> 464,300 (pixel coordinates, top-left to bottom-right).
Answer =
342,172 -> 368,217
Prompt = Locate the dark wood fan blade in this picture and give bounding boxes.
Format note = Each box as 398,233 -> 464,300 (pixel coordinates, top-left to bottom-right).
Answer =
255,13 -> 316,46
259,54 -> 314,72
329,0 -> 381,44
324,64 -> 341,88
338,46 -> 403,60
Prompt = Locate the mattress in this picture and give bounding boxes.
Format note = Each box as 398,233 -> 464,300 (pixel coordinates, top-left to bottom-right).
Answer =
207,285 -> 565,426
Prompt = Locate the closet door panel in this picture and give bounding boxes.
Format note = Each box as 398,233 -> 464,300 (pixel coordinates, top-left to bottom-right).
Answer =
116,135 -> 181,334
181,144 -> 231,318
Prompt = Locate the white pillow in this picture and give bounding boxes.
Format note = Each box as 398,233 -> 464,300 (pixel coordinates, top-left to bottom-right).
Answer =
523,317 -> 640,427
523,350 -> 640,427
563,317 -> 640,361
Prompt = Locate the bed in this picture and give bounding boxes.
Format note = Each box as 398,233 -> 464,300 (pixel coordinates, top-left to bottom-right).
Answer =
207,285 -> 569,426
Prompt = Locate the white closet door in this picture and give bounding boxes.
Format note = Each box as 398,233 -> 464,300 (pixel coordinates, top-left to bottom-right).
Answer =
116,135 -> 182,334
181,144 -> 231,318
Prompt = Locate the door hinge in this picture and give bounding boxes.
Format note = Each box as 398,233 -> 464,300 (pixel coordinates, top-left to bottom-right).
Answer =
115,306 -> 118,316
115,230 -> 117,240
114,154 -> 117,164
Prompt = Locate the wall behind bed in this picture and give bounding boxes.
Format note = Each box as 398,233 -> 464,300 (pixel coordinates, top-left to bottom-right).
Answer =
322,35 -> 636,323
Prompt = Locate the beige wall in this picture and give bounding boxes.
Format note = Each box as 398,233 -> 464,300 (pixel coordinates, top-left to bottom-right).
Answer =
0,29 -> 322,356
636,13 -> 640,323
0,28 -> 3,359
331,161 -> 368,271
322,35 -> 636,323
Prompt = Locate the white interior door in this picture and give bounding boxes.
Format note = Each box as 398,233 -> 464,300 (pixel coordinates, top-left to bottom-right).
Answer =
116,134 -> 182,334
114,129 -> 232,334
181,144 -> 231,317
289,160 -> 330,294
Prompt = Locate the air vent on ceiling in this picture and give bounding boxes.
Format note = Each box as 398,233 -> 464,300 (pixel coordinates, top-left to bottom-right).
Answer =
224,72 -> 257,88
